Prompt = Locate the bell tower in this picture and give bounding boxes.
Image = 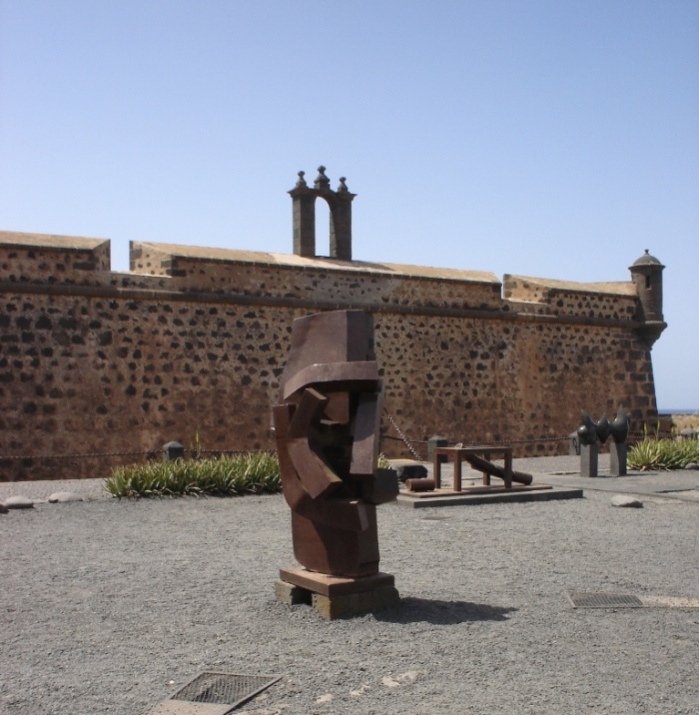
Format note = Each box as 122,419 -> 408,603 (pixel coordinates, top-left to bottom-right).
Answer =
289,166 -> 356,261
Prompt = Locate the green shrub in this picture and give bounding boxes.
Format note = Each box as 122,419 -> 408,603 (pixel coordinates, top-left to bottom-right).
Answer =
104,452 -> 281,498
628,438 -> 699,471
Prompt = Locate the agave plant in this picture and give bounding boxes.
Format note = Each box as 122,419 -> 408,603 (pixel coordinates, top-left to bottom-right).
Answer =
628,438 -> 699,471
104,452 -> 281,498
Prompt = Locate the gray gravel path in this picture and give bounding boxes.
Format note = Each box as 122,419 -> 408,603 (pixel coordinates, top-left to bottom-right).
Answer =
2,459 -> 699,714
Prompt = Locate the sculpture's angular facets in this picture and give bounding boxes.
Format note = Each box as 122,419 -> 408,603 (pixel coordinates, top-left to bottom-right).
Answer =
273,310 -> 397,579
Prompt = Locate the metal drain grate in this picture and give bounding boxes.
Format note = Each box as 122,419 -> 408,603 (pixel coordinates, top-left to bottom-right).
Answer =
147,672 -> 281,715
568,591 -> 644,608
568,591 -> 699,610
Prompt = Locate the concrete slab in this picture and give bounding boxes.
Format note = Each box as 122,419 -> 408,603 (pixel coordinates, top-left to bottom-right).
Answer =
405,455 -> 699,504
396,485 -> 583,508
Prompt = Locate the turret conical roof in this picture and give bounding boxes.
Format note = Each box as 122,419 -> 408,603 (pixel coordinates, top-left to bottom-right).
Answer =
631,249 -> 664,269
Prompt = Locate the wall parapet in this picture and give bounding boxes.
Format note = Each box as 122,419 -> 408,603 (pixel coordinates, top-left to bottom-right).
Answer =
503,274 -> 639,321
0,233 -> 651,331
2,234 -> 646,323
0,231 -> 111,284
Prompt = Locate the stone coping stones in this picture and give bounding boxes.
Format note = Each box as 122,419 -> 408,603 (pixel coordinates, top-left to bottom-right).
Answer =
3,495 -> 34,509
48,492 -> 84,503
611,494 -> 644,508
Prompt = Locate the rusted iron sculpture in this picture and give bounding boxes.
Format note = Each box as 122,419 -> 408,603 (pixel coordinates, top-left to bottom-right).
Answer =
430,445 -> 532,491
460,450 -> 533,486
273,309 -> 398,579
577,407 -> 630,477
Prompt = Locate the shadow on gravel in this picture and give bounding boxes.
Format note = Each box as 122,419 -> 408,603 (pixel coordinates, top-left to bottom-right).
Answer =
374,597 -> 516,625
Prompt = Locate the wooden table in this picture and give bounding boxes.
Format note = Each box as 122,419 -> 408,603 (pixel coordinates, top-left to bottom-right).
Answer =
433,446 -> 514,491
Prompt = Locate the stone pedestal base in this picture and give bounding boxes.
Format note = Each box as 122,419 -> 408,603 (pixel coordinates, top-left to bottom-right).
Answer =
610,442 -> 628,476
580,443 -> 599,478
276,567 -> 400,620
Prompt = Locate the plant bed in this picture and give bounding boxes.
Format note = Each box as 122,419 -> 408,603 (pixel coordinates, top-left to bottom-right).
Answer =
104,452 -> 281,498
628,438 -> 699,471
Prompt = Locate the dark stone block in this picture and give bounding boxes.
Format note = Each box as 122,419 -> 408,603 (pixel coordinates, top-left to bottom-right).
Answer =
392,462 -> 429,483
580,443 -> 598,477
163,441 -> 184,460
609,442 -> 627,476
428,436 -> 449,463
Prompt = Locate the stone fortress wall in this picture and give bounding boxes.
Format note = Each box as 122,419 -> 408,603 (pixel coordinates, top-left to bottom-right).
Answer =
0,172 -> 667,481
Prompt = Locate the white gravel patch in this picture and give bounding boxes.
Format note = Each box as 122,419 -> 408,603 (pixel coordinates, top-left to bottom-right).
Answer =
2,465 -> 699,714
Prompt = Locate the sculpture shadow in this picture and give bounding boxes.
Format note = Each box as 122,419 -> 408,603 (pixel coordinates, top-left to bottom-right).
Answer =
374,597 -> 516,625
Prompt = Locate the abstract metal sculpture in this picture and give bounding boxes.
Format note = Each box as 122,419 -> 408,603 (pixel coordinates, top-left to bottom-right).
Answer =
577,407 -> 631,477
273,309 -> 398,580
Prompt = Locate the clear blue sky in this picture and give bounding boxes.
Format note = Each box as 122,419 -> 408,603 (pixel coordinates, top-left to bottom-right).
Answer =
1,0 -> 698,410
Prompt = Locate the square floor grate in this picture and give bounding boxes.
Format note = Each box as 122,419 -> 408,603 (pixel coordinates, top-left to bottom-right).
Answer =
568,591 -> 699,609
568,591 -> 644,608
147,672 -> 281,715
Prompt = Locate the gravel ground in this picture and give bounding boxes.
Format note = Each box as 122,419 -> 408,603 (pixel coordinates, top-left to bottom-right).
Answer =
2,458 -> 699,715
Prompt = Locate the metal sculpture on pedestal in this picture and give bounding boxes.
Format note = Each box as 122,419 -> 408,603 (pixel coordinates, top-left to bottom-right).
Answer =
577,407 -> 630,477
273,309 -> 400,618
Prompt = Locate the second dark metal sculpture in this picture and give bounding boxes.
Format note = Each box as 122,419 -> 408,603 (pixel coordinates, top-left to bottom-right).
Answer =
577,407 -> 631,477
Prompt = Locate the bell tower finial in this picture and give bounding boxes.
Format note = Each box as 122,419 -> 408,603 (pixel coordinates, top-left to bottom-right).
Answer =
314,166 -> 331,191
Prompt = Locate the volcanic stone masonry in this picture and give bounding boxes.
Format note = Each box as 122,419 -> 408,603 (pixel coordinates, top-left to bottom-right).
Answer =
0,174 -> 666,481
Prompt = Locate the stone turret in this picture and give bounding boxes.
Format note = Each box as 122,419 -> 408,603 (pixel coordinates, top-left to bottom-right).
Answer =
630,250 -> 666,346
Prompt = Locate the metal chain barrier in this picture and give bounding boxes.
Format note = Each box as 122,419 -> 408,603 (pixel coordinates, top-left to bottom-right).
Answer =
0,448 -> 252,462
381,412 -> 662,460
0,450 -> 152,461
384,411 -> 423,461
0,425 -> 667,465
